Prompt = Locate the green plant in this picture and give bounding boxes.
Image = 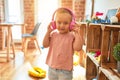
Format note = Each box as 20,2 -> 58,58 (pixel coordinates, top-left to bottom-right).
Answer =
113,43 -> 120,61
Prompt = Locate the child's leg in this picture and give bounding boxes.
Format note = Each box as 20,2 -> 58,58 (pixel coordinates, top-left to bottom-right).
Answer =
48,67 -> 58,80
59,69 -> 73,80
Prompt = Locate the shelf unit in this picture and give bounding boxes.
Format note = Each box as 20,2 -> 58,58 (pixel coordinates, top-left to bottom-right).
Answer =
79,22 -> 88,67
79,22 -> 88,45
99,24 -> 120,80
86,23 -> 102,80
86,23 -> 102,52
86,53 -> 100,79
84,23 -> 120,80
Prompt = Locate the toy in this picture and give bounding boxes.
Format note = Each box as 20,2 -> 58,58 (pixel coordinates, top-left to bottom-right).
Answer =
28,66 -> 46,78
116,12 -> 120,22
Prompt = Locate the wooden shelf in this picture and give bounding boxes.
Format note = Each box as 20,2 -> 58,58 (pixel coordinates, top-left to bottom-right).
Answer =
84,23 -> 120,80
87,53 -> 100,67
86,53 -> 100,80
79,22 -> 88,45
99,63 -> 120,80
102,63 -> 116,69
86,23 -> 102,52
99,67 -> 120,80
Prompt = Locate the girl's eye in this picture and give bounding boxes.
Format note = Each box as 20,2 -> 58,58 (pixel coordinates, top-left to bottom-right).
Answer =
58,22 -> 61,24
56,21 -> 69,25
57,21 -> 61,25
64,22 -> 68,25
63,22 -> 69,25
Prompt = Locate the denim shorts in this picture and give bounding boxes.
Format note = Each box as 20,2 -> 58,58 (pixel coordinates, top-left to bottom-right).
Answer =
48,67 -> 73,80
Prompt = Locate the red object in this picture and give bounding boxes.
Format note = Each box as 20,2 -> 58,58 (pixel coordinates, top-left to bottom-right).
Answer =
94,51 -> 101,57
96,12 -> 103,16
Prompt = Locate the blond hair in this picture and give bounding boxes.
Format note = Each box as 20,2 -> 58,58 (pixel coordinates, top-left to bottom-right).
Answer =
54,8 -> 73,21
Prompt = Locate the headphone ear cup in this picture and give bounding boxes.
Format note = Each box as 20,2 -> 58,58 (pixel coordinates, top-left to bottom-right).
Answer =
69,21 -> 75,30
51,21 -> 56,29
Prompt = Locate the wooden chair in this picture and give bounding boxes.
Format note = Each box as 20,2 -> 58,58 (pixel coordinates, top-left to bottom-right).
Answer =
22,22 -> 41,56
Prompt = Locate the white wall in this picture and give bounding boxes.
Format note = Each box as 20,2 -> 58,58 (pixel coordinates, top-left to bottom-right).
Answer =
37,0 -> 59,47
85,0 -> 93,20
94,0 -> 120,19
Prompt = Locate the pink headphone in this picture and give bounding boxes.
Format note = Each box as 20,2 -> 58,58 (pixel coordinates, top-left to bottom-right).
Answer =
51,7 -> 75,30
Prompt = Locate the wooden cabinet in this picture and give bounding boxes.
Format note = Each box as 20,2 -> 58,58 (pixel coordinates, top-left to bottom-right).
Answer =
99,24 -> 120,80
79,22 -> 88,68
100,25 -> 119,64
86,53 -> 100,80
79,22 -> 88,45
86,23 -> 102,80
86,23 -> 102,52
85,23 -> 120,80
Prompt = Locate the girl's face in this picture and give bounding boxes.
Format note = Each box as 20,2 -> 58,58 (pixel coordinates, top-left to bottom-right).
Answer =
55,13 -> 72,34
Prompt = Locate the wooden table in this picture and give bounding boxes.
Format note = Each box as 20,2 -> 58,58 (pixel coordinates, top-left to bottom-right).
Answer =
0,23 -> 24,62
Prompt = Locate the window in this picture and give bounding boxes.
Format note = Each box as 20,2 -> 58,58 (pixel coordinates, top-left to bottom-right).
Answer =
4,0 -> 24,42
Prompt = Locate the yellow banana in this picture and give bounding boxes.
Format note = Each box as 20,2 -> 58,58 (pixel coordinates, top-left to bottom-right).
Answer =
28,66 -> 46,78
28,68 -> 40,78
33,67 -> 46,74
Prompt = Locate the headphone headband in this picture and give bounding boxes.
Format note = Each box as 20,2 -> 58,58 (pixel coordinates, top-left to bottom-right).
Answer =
52,7 -> 75,21
51,7 -> 75,30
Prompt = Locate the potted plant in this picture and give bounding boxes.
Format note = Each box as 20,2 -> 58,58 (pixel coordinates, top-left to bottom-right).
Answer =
113,43 -> 120,73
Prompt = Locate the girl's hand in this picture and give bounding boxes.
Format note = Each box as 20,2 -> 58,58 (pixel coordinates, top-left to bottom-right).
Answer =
72,23 -> 84,51
47,22 -> 54,33
72,23 -> 83,43
71,23 -> 80,34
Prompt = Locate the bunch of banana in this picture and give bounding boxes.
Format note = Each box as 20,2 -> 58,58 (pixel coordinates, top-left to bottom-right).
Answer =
28,66 -> 46,78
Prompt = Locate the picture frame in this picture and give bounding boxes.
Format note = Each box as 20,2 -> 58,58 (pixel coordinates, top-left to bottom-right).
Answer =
105,8 -> 118,20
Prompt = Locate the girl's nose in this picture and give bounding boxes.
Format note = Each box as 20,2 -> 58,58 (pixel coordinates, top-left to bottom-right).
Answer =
60,23 -> 64,26
59,23 -> 64,27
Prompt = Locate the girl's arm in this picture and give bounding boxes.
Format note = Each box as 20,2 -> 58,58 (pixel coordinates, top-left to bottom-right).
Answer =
73,23 -> 84,51
42,22 -> 53,48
